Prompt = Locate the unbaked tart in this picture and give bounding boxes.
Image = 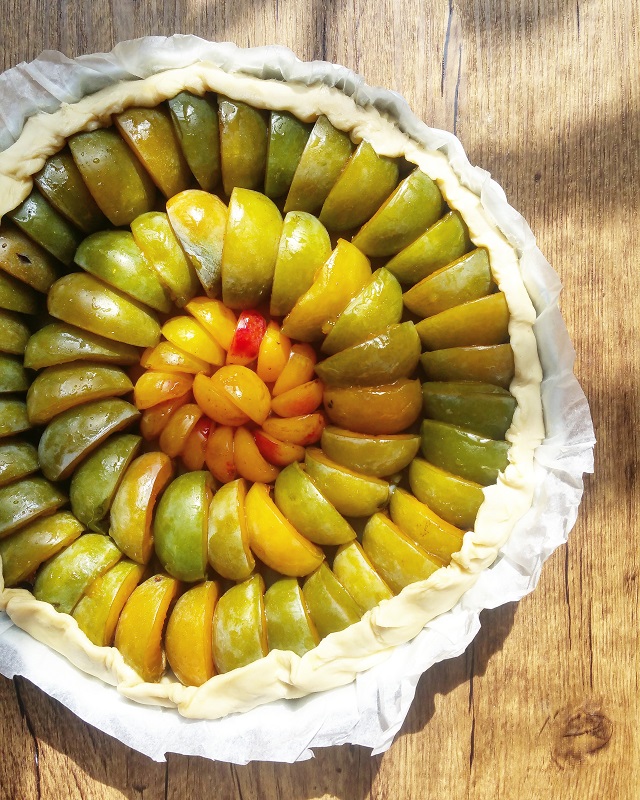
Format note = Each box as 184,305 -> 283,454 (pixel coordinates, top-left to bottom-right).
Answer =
0,55 -> 544,718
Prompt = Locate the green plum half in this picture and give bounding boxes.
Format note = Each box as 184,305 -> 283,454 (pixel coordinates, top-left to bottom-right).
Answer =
23,322 -> 140,370
0,476 -> 67,539
154,471 -> 215,582
69,128 -> 157,227
0,511 -> 83,587
37,398 -> 140,482
274,462 -> 356,545
264,111 -> 312,198
0,440 -> 39,487
26,362 -> 133,425
74,230 -> 172,313
168,91 -> 221,192
34,148 -> 109,233
315,321 -> 421,386
69,434 -> 142,532
47,273 -> 161,348
33,533 -> 122,615
352,168 -> 444,256
385,210 -> 472,286
319,140 -> 399,231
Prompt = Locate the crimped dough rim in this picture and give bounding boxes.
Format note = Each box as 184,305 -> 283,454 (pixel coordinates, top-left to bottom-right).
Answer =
0,62 -> 544,719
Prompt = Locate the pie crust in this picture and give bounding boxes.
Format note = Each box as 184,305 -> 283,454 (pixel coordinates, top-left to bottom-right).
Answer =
0,61 -> 544,719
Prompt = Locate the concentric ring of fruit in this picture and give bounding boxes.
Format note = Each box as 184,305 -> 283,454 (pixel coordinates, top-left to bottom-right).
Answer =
0,91 -> 517,688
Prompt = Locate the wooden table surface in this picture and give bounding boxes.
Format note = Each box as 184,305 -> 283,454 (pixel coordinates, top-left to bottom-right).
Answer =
0,1 -> 637,798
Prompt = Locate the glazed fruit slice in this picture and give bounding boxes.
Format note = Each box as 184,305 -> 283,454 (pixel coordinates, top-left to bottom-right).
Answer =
23,323 -> 139,370
166,190 -> 227,297
68,129 -> 157,226
212,574 -> 268,673
0,354 -> 28,393
0,270 -> 38,314
226,310 -> 268,366
221,188 -> 283,309
207,478 -> 254,580
304,448 -> 390,517
420,344 -> 515,388
0,398 -> 31,438
131,212 -> 200,307
385,210 -> 471,285
285,115 -> 354,214
154,471 -> 214,581
282,239 -> 371,341
0,310 -> 31,355
69,434 -> 142,532
422,382 -> 516,439
261,412 -> 325,446
403,248 -> 493,317
0,440 -> 39,487
109,451 -> 174,564
26,362 -> 133,424
135,372 -> 193,411
302,563 -> 362,638
318,140 -> 399,231
185,297 -> 237,350
269,212 -> 332,317
351,168 -> 444,256
0,224 -> 59,292
9,189 -> 83,266
115,573 -> 181,682
140,342 -> 212,375
272,343 -> 316,396
361,513 -> 441,593
264,578 -> 319,656
274,462 -> 356,545
37,398 -> 140,482
162,317 -> 225,366
254,430 -> 305,467
0,511 -> 83,587
165,580 -> 219,686
323,379 -> 422,435
34,148 -> 109,233
0,476 -> 66,538
256,321 -> 291,383
409,457 -> 484,530
332,541 -> 394,612
168,92 -> 221,192
416,292 -> 510,350
245,482 -> 325,576
33,532 -> 123,615
264,112 -> 312,198
72,559 -> 145,646
320,268 -> 403,355
47,273 -> 161,348
389,488 -> 464,563
420,419 -> 510,486
74,230 -> 172,313
315,321 -> 421,387
320,427 -> 420,477
115,106 -> 192,198
219,98 -> 268,195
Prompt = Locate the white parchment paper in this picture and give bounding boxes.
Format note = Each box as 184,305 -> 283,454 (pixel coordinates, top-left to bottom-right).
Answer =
0,36 -> 595,763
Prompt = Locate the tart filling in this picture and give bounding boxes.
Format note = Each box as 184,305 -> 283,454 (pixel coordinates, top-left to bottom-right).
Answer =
0,62 -> 544,719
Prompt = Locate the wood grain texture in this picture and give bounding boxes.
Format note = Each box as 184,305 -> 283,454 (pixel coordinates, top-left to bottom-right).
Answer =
1,0 -> 638,797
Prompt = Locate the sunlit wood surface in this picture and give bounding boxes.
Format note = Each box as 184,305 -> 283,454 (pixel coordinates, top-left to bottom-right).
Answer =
0,1 -> 638,797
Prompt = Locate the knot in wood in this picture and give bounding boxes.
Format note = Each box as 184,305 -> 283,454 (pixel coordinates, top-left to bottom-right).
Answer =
552,702 -> 613,767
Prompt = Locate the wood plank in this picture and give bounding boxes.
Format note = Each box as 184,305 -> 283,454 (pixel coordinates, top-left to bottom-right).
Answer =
0,0 -> 638,797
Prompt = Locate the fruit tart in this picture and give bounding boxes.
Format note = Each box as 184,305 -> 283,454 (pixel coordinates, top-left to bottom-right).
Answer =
0,46 -> 545,720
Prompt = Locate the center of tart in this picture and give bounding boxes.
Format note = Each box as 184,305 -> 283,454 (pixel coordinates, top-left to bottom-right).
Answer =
134,302 -> 325,484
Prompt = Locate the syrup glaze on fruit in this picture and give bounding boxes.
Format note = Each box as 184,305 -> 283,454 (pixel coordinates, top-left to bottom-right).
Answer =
0,88 -> 518,688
